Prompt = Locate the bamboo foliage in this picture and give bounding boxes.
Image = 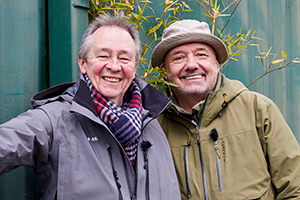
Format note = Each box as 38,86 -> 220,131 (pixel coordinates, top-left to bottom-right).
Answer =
88,0 -> 299,89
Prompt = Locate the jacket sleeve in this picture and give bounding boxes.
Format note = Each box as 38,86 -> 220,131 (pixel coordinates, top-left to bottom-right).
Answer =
0,108 -> 51,175
256,95 -> 300,199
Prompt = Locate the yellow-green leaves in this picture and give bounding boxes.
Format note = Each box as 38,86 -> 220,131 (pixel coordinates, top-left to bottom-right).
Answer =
247,46 -> 300,88
221,27 -> 260,70
88,0 -> 299,90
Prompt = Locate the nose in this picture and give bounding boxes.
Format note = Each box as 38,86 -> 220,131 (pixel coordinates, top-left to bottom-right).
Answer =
185,54 -> 199,71
107,57 -> 121,72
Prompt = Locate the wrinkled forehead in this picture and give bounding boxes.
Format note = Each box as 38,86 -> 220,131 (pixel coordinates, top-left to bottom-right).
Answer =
169,42 -> 216,55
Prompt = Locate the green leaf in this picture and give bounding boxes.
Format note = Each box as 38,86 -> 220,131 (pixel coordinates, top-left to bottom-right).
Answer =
231,57 -> 239,61
271,59 -> 284,65
182,1 -> 192,10
281,50 -> 287,60
227,44 -> 232,55
245,29 -> 251,38
139,0 -> 152,3
231,53 -> 241,56
146,20 -> 162,36
138,6 -> 143,20
233,38 -> 241,46
202,13 -> 211,18
265,47 -> 272,58
238,26 -> 243,36
219,14 -> 231,17
291,57 -> 300,63
113,3 -> 131,9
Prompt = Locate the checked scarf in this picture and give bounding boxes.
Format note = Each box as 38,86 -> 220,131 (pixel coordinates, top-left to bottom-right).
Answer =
84,74 -> 142,165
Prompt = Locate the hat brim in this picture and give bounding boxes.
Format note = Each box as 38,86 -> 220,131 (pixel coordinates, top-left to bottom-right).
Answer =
151,32 -> 228,67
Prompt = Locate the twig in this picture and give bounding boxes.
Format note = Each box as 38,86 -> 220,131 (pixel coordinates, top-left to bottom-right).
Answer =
218,0 -> 241,37
247,64 -> 293,88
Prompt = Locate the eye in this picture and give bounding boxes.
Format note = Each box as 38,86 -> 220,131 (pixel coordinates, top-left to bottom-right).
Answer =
196,52 -> 208,58
119,55 -> 132,63
98,55 -> 109,59
173,55 -> 184,61
196,53 -> 205,57
120,57 -> 130,61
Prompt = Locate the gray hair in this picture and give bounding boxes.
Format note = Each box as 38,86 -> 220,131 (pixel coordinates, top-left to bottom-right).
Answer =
79,13 -> 141,65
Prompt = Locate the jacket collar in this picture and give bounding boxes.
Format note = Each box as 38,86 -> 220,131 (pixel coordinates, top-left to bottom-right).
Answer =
31,73 -> 171,123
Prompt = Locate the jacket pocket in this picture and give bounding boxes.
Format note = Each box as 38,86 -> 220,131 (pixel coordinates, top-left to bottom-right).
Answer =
218,130 -> 271,199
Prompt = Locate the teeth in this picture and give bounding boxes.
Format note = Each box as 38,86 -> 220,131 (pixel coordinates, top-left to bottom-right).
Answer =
184,75 -> 203,80
104,77 -> 120,82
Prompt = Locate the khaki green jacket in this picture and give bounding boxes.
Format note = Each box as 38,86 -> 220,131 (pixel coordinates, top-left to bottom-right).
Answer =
158,74 -> 300,200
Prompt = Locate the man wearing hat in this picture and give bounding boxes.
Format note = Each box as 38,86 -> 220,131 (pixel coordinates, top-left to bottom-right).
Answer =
152,19 -> 300,199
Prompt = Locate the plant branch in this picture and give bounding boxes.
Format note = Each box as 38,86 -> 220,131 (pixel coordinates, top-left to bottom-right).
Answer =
218,0 -> 241,36
247,64 -> 294,88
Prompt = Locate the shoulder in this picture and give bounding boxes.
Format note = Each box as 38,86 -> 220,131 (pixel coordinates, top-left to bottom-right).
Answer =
238,90 -> 277,111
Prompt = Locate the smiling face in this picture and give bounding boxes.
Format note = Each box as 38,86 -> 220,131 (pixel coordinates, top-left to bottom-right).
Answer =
163,42 -> 220,104
78,26 -> 137,106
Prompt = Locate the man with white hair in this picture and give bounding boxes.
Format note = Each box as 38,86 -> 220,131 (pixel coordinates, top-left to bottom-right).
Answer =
152,19 -> 300,200
0,14 -> 181,200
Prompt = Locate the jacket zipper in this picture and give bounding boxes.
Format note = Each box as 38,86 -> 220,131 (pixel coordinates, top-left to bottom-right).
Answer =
214,141 -> 223,192
120,148 -> 137,200
197,129 -> 209,200
141,140 -> 152,200
183,145 -> 192,199
210,128 -> 223,192
197,94 -> 209,200
167,99 -> 210,200
107,146 -> 123,200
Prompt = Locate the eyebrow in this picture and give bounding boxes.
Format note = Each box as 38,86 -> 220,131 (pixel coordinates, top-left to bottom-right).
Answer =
195,47 -> 210,52
170,47 -> 210,56
93,48 -> 134,57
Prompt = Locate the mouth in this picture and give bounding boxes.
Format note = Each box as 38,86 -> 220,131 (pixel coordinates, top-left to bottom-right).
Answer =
103,76 -> 121,83
183,75 -> 204,80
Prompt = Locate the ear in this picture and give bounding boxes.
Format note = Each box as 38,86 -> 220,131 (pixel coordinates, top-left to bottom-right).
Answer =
78,56 -> 87,74
216,61 -> 220,73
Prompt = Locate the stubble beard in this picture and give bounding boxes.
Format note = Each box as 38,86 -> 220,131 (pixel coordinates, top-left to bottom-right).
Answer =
171,71 -> 219,100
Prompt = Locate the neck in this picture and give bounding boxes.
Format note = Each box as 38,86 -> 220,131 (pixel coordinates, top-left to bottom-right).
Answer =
175,93 -> 207,114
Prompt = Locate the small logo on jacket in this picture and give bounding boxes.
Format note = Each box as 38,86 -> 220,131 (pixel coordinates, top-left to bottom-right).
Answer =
87,137 -> 98,142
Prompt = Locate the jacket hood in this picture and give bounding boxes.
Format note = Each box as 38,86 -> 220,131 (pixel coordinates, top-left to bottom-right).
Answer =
166,73 -> 248,126
31,74 -> 170,120
31,82 -> 76,108
201,73 -> 248,126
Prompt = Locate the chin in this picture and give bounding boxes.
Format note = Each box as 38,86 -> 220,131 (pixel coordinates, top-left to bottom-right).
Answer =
178,87 -> 208,96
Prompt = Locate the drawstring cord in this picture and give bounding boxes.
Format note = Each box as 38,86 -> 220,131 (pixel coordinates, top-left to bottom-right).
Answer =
141,141 -> 152,200
107,146 -> 123,200
165,113 -> 192,146
219,93 -> 228,117
222,93 -> 228,108
183,127 -> 192,146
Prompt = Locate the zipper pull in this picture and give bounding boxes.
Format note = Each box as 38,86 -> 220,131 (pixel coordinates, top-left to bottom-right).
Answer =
141,140 -> 152,169
214,144 -> 221,159
210,128 -> 221,159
